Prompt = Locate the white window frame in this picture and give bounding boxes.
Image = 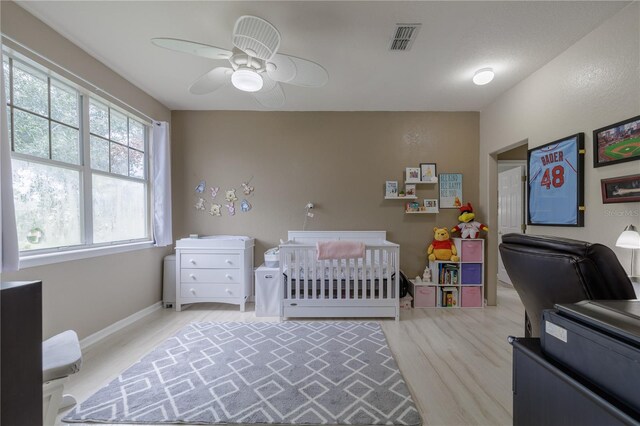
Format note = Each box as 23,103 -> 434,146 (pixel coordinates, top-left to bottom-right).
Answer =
4,50 -> 154,268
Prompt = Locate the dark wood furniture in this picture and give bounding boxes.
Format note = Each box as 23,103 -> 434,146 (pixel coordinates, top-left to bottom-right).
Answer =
512,338 -> 639,426
1,281 -> 43,426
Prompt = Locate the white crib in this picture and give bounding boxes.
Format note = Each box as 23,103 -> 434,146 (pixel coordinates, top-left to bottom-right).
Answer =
279,231 -> 400,320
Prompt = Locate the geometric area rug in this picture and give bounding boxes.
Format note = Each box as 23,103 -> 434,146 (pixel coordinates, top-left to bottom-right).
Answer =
64,321 -> 422,425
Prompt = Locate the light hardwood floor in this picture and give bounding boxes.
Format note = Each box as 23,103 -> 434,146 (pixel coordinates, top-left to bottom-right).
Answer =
58,286 -> 524,426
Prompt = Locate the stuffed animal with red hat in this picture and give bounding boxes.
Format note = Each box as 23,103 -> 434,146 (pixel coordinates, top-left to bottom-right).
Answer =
451,203 -> 488,239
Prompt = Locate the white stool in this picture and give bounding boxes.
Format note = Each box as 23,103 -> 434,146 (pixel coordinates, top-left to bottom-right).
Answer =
42,330 -> 82,426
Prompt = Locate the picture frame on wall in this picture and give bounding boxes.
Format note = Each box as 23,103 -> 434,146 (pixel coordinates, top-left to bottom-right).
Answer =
420,163 -> 437,182
527,133 -> 585,227
423,199 -> 439,213
601,174 -> 640,204
593,115 -> 640,168
439,173 -> 463,209
405,201 -> 421,212
385,181 -> 398,197
405,167 -> 421,183
405,184 -> 416,196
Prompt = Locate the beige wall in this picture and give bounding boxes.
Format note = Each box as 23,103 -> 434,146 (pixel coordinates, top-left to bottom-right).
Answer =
1,2 -> 172,339
497,144 -> 527,161
172,111 -> 479,279
480,2 -> 640,304
1,2 -> 169,122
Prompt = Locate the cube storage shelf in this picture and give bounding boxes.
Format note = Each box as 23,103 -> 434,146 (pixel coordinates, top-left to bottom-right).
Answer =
411,238 -> 485,309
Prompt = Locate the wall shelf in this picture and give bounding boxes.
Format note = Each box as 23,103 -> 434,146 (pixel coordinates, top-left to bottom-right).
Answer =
385,168 -> 439,213
405,179 -> 438,184
405,210 -> 439,214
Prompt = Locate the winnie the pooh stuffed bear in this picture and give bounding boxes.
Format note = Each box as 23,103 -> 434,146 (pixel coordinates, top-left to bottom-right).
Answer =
428,227 -> 460,262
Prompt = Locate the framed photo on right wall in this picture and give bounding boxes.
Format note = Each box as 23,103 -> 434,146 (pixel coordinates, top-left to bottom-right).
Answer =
601,174 -> 640,203
593,115 -> 640,168
527,133 -> 585,227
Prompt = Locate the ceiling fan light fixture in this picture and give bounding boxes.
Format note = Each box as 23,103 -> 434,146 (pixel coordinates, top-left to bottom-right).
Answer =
473,67 -> 495,85
231,68 -> 263,92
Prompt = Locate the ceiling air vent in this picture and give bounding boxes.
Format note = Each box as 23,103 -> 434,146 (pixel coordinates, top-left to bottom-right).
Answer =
389,23 -> 421,51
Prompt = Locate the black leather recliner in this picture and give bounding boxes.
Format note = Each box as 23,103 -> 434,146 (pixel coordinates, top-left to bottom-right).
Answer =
499,233 -> 636,337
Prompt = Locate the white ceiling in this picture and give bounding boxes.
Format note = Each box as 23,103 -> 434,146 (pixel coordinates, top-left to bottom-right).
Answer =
16,1 -> 629,111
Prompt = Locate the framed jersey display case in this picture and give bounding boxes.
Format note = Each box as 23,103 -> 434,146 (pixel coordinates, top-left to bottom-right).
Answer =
527,133 -> 585,227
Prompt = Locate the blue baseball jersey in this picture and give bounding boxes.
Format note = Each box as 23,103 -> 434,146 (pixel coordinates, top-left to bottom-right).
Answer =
529,138 -> 578,224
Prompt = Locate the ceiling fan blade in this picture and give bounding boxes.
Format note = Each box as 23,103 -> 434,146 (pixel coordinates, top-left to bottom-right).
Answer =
189,67 -> 232,95
267,53 -> 328,87
151,38 -> 232,60
252,75 -> 285,108
232,16 -> 281,61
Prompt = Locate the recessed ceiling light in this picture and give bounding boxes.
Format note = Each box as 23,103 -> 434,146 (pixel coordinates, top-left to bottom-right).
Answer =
473,68 -> 495,85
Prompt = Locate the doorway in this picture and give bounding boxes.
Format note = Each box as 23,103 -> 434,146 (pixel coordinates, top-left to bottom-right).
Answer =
497,144 -> 528,285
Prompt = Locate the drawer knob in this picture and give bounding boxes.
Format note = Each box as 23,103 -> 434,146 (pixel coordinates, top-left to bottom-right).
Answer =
189,274 -> 196,280
225,259 -> 233,264
265,274 -> 273,279
225,274 -> 232,279
190,288 -> 196,294
189,259 -> 195,264
226,288 -> 232,294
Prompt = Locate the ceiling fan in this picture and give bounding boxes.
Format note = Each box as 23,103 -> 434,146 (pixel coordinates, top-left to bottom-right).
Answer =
151,15 -> 329,108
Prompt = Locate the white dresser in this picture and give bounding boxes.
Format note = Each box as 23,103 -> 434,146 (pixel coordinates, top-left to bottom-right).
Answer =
175,236 -> 254,312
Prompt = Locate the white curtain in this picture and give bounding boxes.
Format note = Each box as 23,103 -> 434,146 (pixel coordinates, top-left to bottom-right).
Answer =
151,121 -> 173,247
0,49 -> 19,271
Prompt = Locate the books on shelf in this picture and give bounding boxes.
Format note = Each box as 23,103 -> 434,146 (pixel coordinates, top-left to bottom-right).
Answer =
439,286 -> 459,307
438,263 -> 459,285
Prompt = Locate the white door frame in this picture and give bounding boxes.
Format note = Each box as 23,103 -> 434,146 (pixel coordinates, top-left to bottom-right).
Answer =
497,160 -> 526,285
498,160 -> 526,174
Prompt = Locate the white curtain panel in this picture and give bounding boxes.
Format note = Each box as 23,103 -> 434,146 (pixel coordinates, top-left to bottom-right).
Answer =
151,121 -> 173,247
0,49 -> 20,272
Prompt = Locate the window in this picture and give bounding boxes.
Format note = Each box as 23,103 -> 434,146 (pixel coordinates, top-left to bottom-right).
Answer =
3,54 -> 150,254
88,99 -> 148,244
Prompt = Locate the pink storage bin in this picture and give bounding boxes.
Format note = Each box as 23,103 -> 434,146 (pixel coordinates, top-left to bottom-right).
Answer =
461,286 -> 482,307
414,285 -> 436,308
461,240 -> 483,262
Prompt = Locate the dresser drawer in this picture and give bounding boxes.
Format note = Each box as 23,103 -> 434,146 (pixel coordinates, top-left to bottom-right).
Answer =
181,268 -> 240,284
180,283 -> 241,299
180,253 -> 240,269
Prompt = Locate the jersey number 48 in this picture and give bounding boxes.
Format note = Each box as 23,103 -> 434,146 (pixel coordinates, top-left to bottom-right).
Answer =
540,165 -> 565,189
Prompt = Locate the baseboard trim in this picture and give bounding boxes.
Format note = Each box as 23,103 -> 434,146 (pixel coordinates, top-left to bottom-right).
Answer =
80,301 -> 162,350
